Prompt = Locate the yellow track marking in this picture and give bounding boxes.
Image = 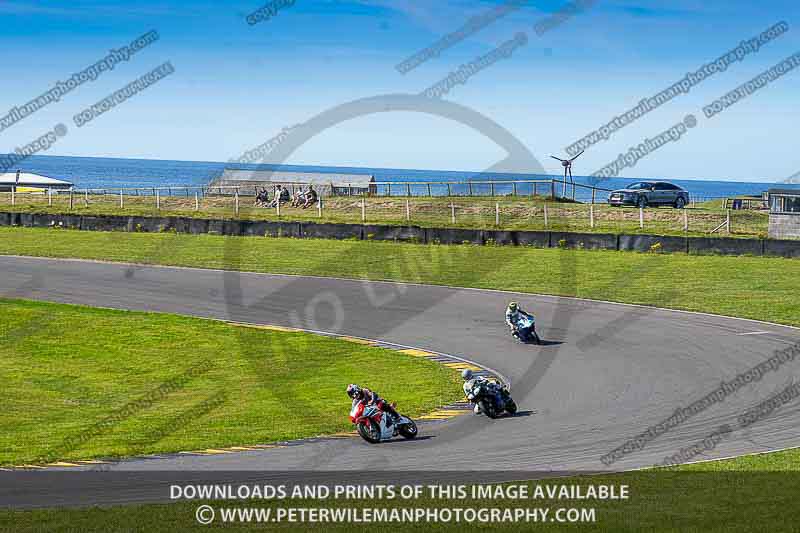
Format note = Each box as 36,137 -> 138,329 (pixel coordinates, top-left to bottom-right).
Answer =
426,410 -> 467,417
46,462 -> 81,467
340,336 -> 377,345
76,460 -> 107,464
444,363 -> 483,371
398,349 -> 434,357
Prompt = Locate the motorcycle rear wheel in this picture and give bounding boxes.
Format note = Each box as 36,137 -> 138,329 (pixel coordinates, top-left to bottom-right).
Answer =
357,420 -> 382,443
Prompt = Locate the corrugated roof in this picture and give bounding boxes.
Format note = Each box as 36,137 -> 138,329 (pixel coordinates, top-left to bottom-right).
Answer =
0,172 -> 72,187
768,188 -> 800,196
215,169 -> 374,187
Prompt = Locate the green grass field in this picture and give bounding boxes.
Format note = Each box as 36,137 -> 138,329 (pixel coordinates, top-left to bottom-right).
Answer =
0,298 -> 460,466
0,192 -> 769,237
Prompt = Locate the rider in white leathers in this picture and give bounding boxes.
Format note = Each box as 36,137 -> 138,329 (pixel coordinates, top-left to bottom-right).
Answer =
505,301 -> 534,338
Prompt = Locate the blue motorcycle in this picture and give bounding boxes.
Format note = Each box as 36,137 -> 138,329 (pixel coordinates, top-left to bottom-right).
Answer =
512,314 -> 541,344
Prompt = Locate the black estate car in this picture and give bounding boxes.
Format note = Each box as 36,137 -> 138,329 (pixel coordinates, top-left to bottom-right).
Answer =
608,181 -> 689,208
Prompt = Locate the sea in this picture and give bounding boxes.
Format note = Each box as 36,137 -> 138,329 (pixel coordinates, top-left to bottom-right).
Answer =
7,154 -> 799,202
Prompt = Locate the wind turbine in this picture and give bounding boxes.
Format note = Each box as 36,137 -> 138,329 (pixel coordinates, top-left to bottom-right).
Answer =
550,150 -> 584,199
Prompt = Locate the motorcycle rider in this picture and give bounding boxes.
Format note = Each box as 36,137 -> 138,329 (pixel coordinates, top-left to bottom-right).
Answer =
461,369 -> 502,414
505,301 -> 534,339
346,384 -> 401,423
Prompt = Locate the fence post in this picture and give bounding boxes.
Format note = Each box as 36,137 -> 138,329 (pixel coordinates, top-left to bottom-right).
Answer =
551,181 -> 556,200
683,209 -> 688,232
361,198 -> 366,222
405,198 -> 410,222
512,182 -> 517,196
495,202 -> 500,225
726,209 -> 731,234
543,204 -> 548,228
591,188 -> 596,205
156,190 -> 160,210
69,189 -> 73,210
10,186 -> 14,206
639,207 -> 644,229
119,190 -> 124,208
468,182 -> 473,196
450,202 -> 456,224
195,191 -> 200,211
533,182 -> 537,197
234,189 -> 240,216
427,183 -> 432,197
406,183 -> 411,197
447,183 -> 451,197
590,204 -> 595,228
84,190 -> 89,207
490,182 -> 495,196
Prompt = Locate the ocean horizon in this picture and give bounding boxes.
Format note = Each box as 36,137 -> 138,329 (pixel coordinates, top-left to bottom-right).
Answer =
5,154 -> 799,201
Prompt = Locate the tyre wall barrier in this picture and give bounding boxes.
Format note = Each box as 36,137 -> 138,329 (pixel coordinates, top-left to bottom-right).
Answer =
426,227 -> 483,245
1,212 -> 799,258
550,232 -> 618,251
618,234 -> 688,254
687,237 -> 763,256
363,225 -> 427,243
302,222 -> 363,240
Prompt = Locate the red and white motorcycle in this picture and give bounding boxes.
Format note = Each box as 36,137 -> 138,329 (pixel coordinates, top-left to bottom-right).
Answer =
349,401 -> 418,444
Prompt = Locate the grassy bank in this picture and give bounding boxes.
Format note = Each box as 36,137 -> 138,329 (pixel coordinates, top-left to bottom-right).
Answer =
0,227 -> 797,328
0,298 -> 460,466
0,193 -> 768,237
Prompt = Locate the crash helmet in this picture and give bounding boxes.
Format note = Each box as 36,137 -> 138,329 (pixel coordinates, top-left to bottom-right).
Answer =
508,301 -> 519,312
461,369 -> 473,381
346,384 -> 362,399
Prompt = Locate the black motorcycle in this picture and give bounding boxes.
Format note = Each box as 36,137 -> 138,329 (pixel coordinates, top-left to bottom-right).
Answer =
464,379 -> 517,419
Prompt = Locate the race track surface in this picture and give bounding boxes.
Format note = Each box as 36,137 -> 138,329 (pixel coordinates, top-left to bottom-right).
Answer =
1,255 -> 799,507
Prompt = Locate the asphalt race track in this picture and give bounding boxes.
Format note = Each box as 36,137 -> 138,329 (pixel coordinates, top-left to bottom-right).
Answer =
2,255 -> 800,507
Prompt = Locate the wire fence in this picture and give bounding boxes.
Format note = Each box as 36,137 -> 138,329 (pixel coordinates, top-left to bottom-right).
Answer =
0,186 -> 768,237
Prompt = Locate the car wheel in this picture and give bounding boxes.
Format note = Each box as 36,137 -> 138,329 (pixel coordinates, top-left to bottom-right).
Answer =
637,195 -> 647,209
674,196 -> 686,209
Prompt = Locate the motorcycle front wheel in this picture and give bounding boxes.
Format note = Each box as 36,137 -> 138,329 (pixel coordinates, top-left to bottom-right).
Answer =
480,399 -> 498,419
357,420 -> 382,443
398,419 -> 418,439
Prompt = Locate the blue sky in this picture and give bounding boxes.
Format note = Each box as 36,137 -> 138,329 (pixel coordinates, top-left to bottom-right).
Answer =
2,0 -> 799,181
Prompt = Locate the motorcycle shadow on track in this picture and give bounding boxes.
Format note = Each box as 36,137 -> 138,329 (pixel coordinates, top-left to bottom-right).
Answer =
534,339 -> 563,347
473,409 -> 535,420
358,435 -> 435,445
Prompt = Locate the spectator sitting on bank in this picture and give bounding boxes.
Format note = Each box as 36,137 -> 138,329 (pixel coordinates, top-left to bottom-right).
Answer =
291,187 -> 305,208
301,185 -> 318,209
255,188 -> 270,207
269,184 -> 291,208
